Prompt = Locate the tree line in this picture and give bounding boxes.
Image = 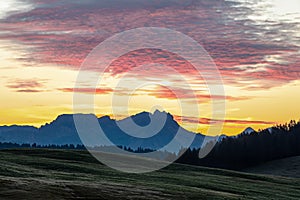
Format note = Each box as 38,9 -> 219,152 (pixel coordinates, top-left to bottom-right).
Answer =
176,120 -> 300,169
0,142 -> 86,150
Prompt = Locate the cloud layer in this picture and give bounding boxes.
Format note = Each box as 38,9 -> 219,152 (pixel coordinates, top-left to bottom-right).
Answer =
0,0 -> 299,90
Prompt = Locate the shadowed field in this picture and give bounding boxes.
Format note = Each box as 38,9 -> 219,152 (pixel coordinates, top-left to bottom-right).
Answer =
244,156 -> 300,178
1,149 -> 300,199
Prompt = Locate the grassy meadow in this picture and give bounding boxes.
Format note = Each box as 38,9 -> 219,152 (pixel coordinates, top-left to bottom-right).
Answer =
0,149 -> 300,199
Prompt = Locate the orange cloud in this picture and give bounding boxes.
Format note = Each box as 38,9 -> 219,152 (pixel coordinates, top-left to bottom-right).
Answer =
58,87 -> 113,94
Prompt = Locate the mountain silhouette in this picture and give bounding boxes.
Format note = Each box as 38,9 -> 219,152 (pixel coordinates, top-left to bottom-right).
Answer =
0,110 -> 208,151
241,127 -> 256,135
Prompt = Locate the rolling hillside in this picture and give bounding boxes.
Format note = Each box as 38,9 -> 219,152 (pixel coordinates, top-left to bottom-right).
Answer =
1,149 -> 300,199
244,156 -> 300,178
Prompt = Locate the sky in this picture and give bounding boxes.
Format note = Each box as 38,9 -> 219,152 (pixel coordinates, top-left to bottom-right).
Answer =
0,0 -> 299,136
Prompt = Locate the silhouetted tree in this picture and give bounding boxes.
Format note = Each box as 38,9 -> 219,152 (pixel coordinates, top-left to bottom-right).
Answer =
176,120 -> 300,170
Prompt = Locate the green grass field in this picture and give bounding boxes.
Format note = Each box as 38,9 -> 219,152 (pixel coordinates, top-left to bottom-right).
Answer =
0,149 -> 300,199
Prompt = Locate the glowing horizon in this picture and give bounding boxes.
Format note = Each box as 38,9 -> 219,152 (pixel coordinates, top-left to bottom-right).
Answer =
0,0 -> 299,136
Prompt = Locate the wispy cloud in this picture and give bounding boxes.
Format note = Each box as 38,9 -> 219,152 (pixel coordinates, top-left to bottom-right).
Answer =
0,0 -> 35,19
146,85 -> 252,102
174,115 -> 276,126
6,78 -> 47,92
58,87 -> 113,94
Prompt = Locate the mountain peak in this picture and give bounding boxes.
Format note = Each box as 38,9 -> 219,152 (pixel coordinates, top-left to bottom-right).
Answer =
151,109 -> 166,114
242,127 -> 255,135
98,115 -> 114,122
56,114 -> 73,119
151,109 -> 173,118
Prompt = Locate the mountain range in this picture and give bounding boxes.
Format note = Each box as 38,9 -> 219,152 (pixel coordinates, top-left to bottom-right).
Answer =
0,110 -> 207,150
0,110 -> 257,151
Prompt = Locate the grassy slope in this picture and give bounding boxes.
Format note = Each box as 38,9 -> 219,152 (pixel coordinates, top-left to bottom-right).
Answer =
0,149 -> 300,200
244,156 -> 300,178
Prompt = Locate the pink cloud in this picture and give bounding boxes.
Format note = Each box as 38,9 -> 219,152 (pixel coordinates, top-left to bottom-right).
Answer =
0,0 -> 298,90
146,85 -> 251,102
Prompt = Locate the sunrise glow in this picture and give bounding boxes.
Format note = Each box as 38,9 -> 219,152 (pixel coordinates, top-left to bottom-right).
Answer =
0,0 -> 299,136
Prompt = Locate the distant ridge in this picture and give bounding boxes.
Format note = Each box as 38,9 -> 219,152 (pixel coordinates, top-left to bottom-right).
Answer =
0,110 -> 209,151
